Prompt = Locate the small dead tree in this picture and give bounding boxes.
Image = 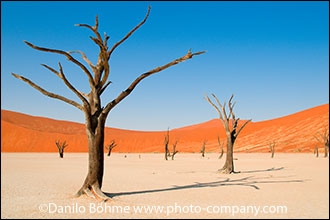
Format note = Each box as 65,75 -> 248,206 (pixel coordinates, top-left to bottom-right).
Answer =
314,145 -> 319,157
268,140 -> 276,158
217,135 -> 224,159
11,6 -> 205,200
164,129 -> 170,160
204,93 -> 251,174
171,140 -> 179,160
201,139 -> 207,157
105,140 -> 117,157
314,128 -> 329,158
55,140 -> 68,158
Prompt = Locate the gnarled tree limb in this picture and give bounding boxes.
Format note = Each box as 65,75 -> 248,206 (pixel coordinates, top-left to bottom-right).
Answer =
103,49 -> 206,115
41,63 -> 90,111
67,51 -> 97,74
23,41 -> 95,89
11,73 -> 84,111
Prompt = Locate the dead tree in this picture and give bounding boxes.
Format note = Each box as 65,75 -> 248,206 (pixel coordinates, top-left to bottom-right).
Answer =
11,6 -> 206,201
105,140 -> 117,157
171,140 -> 179,160
201,139 -> 207,157
55,140 -> 68,158
217,135 -> 224,159
314,128 -> 329,158
164,129 -> 170,160
314,145 -> 319,157
204,93 -> 251,174
268,140 -> 276,158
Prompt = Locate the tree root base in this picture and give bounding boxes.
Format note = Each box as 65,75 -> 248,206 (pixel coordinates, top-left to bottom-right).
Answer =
218,167 -> 241,174
76,185 -> 112,202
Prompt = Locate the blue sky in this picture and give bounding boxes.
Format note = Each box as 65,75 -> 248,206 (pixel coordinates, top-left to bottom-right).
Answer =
1,1 -> 329,131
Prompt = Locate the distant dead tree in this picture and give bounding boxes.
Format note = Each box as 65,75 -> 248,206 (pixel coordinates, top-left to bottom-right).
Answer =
314,128 -> 329,158
55,140 -> 68,158
201,139 -> 207,157
268,140 -> 276,158
11,6 -> 205,200
204,93 -> 251,174
314,145 -> 319,157
164,129 -> 170,160
105,140 -> 117,157
217,135 -> 224,159
171,140 -> 179,160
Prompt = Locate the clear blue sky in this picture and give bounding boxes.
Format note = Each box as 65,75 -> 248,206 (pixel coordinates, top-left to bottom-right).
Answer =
1,1 -> 329,131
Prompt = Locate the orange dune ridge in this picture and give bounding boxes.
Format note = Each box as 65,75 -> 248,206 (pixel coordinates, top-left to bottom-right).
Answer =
1,103 -> 329,153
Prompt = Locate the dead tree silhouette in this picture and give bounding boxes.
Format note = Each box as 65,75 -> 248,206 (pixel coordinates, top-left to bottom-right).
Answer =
164,129 -> 170,160
201,139 -> 207,157
314,145 -> 319,157
55,140 -> 68,158
268,140 -> 276,158
313,128 -> 329,158
105,140 -> 117,157
171,140 -> 179,160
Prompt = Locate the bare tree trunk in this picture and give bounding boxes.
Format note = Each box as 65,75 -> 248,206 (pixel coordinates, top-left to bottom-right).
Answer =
76,115 -> 108,200
217,136 -> 224,159
171,141 -> 178,160
324,145 -> 328,158
219,137 -> 234,173
164,129 -> 170,160
314,145 -> 319,157
59,151 -> 63,158
201,140 -> 206,157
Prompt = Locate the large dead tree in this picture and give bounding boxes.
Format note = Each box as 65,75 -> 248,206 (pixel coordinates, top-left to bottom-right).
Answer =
204,94 -> 251,174
55,140 -> 68,158
314,128 -> 329,158
11,7 -> 205,200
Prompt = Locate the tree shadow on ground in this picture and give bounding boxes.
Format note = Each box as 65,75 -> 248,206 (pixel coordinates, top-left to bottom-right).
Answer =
106,171 -> 305,198
239,167 -> 285,174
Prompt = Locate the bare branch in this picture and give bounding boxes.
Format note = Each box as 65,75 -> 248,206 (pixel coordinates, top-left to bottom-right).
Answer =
11,73 -> 84,111
107,6 -> 151,59
203,93 -> 223,121
67,51 -> 96,73
98,49 -> 110,88
212,93 -> 228,122
58,63 -> 91,112
41,64 -> 61,77
99,81 -> 112,95
103,49 -> 206,115
235,119 -> 252,138
41,63 -> 90,102
23,41 -> 95,88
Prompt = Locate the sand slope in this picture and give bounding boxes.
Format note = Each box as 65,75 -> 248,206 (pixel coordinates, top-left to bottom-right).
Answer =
1,104 -> 329,153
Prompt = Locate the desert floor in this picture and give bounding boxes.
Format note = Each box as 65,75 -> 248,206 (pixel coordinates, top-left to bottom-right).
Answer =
1,153 -> 329,219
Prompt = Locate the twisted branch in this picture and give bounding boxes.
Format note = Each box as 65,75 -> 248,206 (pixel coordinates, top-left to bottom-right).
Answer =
11,73 -> 84,111
103,49 -> 206,115
24,41 -> 95,89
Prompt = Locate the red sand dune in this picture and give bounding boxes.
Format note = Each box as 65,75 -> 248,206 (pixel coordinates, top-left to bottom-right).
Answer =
1,104 -> 329,153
